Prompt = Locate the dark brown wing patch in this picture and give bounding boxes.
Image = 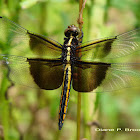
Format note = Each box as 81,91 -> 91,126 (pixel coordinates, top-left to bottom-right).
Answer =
28,58 -> 64,90
72,61 -> 111,92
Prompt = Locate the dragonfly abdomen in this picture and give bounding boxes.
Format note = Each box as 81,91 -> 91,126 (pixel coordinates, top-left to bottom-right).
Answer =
58,64 -> 72,130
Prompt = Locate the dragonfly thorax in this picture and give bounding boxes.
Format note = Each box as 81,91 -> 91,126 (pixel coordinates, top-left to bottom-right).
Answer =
62,33 -> 80,64
62,25 -> 80,64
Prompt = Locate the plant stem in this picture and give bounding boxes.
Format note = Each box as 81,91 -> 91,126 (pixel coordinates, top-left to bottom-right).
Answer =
77,0 -> 85,140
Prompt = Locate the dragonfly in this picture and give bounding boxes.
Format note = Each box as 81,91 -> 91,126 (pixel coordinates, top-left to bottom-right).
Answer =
0,16 -> 140,130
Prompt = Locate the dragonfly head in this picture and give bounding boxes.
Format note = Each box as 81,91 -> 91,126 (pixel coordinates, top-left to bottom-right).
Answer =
64,25 -> 80,37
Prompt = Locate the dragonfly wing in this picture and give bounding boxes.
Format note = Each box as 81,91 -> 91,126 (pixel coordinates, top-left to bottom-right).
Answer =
76,28 -> 140,60
72,61 -> 140,92
99,63 -> 140,92
72,61 -> 111,92
0,55 -> 64,90
0,16 -> 62,58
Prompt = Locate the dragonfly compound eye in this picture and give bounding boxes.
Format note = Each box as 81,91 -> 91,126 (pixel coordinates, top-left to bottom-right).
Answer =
64,25 -> 80,37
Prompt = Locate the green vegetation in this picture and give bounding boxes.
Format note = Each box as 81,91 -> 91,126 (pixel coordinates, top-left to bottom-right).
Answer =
0,0 -> 140,140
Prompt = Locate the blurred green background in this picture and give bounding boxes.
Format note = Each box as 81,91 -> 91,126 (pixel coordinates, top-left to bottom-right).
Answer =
0,0 -> 140,140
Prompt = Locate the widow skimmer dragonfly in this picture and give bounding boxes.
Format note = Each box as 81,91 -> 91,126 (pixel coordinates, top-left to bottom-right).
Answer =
0,16 -> 140,130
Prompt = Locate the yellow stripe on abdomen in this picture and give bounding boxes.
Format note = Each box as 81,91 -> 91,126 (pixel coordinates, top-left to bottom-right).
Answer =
58,64 -> 72,130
